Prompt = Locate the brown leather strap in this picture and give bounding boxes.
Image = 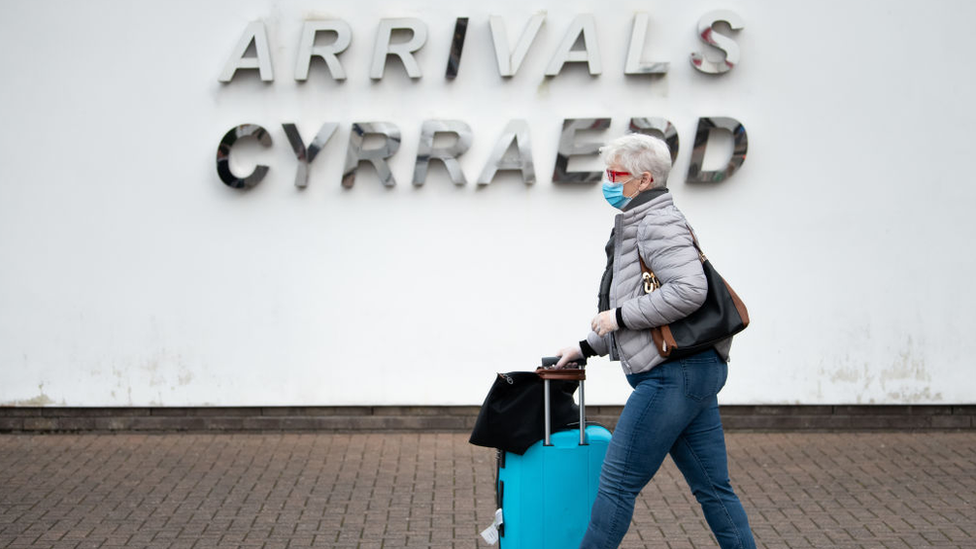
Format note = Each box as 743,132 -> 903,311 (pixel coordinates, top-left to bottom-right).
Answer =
650,325 -> 677,357
535,367 -> 586,381
686,226 -> 703,253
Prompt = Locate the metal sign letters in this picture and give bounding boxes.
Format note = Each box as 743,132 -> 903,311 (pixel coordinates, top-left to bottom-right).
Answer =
216,11 -> 748,189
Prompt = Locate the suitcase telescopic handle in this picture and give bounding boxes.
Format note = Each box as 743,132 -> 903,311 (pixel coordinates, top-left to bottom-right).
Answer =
537,357 -> 587,446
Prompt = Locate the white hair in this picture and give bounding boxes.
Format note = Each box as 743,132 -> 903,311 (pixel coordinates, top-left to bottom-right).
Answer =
599,134 -> 673,188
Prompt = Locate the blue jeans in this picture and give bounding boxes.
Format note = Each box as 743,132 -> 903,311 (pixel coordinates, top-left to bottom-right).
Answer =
579,349 -> 756,549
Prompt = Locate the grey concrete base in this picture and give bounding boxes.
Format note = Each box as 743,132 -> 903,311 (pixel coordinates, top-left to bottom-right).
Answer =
1,405 -> 974,432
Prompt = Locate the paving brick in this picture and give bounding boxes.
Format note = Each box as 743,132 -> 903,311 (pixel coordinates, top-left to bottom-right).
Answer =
380,406 -> 449,416
55,418 -> 97,431
39,408 -> 148,418
241,417 -> 321,430
722,415 -> 853,430
834,405 -> 952,416
126,417 -> 208,431
199,417 -> 246,430
376,405 -> 480,417
0,408 -> 43,417
92,418 -> 135,430
145,408 -> 191,416
259,406 -> 371,417
21,418 -> 58,431
744,405 -> 834,416
931,414 -> 973,429
182,408 -> 255,417
587,405 -> 625,415
849,415 -> 935,429
0,417 -> 25,430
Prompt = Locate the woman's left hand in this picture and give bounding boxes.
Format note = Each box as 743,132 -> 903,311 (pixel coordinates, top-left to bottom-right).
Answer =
591,310 -> 619,336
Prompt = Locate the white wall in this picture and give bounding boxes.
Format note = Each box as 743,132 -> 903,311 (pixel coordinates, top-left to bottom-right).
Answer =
2,0 -> 974,406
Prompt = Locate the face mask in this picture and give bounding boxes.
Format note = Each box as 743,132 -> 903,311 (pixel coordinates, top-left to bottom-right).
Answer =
602,179 -> 633,210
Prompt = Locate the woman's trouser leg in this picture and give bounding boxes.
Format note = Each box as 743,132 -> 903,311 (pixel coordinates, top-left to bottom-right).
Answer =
669,399 -> 757,549
579,350 -> 755,549
578,366 -> 685,549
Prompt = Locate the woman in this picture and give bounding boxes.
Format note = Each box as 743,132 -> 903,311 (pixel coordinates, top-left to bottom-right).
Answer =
555,134 -> 756,549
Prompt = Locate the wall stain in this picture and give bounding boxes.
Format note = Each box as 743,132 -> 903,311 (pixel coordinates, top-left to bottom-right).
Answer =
95,346 -> 197,406
887,387 -> 942,402
830,366 -> 860,383
878,337 -> 938,403
0,383 -> 61,407
880,338 -> 930,389
178,370 -> 194,386
2,394 -> 55,406
145,358 -> 164,388
817,334 -> 939,404
825,360 -> 875,396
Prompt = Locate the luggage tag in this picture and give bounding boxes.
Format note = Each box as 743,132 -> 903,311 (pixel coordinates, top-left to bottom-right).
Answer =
479,508 -> 504,545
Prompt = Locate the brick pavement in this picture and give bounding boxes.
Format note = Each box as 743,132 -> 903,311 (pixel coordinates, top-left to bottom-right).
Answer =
0,432 -> 974,548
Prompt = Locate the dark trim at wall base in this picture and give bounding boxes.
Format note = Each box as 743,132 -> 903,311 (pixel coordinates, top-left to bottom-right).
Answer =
1,405 -> 974,433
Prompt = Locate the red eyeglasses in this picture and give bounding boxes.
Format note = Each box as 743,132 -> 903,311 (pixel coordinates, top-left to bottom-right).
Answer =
606,169 -> 631,183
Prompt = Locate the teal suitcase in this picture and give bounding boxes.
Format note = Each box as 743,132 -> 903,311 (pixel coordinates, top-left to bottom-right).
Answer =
496,363 -> 612,548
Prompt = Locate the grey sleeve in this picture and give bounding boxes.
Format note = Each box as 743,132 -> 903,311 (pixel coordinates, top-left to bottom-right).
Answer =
619,215 -> 707,330
585,330 -> 610,357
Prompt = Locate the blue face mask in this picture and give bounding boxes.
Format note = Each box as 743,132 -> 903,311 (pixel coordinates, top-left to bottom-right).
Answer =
602,179 -> 632,210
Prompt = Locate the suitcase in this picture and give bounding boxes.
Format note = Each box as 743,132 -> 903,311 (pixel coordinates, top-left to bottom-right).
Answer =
495,358 -> 612,549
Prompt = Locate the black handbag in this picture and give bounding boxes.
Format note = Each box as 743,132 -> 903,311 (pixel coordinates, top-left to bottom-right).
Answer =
468,371 -> 580,455
639,229 -> 749,359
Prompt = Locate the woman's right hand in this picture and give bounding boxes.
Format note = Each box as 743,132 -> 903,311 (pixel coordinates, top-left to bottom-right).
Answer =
554,344 -> 583,368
